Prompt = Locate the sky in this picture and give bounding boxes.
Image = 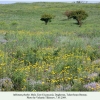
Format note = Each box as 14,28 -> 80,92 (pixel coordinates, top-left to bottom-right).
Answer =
0,0 -> 100,4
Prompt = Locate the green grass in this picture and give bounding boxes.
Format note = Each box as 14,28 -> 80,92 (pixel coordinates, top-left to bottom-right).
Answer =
0,2 -> 100,91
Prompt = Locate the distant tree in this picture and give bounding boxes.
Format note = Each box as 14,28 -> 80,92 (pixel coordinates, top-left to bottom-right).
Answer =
71,10 -> 88,26
40,14 -> 55,25
76,1 -> 88,4
65,10 -> 88,27
76,1 -> 81,3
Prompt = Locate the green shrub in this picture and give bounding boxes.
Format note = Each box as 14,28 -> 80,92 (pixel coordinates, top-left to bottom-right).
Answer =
11,21 -> 18,26
40,14 -> 55,25
24,48 -> 37,65
13,48 -> 37,65
65,10 -> 88,26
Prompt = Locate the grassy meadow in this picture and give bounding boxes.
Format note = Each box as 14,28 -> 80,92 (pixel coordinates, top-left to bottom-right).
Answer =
0,2 -> 100,91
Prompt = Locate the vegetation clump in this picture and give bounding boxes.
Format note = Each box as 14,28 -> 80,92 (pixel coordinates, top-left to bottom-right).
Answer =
64,11 -> 72,19
65,10 -> 88,26
40,14 -> 55,25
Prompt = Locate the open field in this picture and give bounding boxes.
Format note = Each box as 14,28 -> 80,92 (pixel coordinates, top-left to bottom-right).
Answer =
0,2 -> 100,91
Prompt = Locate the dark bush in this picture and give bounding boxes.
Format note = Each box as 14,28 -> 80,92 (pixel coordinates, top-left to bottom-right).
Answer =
40,14 -> 55,25
65,10 -> 88,26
